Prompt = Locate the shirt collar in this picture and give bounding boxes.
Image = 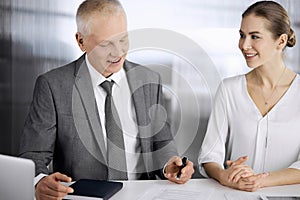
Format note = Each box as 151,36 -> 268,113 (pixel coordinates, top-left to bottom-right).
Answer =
85,54 -> 125,89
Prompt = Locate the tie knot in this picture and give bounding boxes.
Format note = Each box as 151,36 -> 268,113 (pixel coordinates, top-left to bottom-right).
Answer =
100,80 -> 114,96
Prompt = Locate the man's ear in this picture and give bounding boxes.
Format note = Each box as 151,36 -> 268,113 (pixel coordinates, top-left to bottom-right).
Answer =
277,33 -> 288,51
75,32 -> 86,52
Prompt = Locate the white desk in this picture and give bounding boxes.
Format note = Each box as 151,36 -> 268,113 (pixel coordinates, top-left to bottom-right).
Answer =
110,179 -> 300,200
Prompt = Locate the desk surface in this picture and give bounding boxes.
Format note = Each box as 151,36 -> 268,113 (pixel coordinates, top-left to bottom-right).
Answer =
109,178 -> 300,200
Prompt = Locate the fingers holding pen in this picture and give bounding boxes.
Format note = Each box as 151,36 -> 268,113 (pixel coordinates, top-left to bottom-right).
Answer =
164,156 -> 194,184
176,159 -> 194,184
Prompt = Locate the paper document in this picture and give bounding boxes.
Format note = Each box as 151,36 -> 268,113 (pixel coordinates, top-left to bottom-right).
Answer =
138,186 -> 214,200
224,193 -> 268,200
138,185 -> 273,200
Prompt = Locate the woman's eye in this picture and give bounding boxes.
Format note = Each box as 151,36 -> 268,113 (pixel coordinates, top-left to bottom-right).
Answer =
251,35 -> 260,39
239,33 -> 245,39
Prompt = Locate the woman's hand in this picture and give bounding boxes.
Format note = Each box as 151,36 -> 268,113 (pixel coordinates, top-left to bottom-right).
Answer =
219,156 -> 255,188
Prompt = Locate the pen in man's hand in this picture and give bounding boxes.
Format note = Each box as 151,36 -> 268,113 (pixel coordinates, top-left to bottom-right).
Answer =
176,157 -> 187,180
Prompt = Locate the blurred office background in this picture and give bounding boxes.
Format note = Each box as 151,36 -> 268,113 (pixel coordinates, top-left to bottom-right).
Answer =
0,0 -> 299,178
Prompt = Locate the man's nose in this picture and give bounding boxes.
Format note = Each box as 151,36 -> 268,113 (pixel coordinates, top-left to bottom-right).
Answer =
110,43 -> 124,57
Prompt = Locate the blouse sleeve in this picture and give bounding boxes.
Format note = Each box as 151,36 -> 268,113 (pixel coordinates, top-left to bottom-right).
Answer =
198,81 -> 230,177
288,152 -> 300,170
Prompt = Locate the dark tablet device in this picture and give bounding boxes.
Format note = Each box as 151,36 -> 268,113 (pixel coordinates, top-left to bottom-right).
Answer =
68,179 -> 123,200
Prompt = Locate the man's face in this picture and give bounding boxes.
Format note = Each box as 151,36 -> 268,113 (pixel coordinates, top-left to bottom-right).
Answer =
79,12 -> 128,77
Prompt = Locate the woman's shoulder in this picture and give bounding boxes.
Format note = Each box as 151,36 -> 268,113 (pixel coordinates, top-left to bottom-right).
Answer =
214,74 -> 245,99
221,74 -> 245,87
290,74 -> 300,90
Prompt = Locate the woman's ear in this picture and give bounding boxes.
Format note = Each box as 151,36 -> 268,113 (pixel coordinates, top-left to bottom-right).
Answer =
277,33 -> 288,51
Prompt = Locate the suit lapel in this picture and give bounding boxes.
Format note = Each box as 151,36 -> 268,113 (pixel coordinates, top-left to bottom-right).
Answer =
73,58 -> 107,163
124,61 -> 153,176
124,61 -> 148,136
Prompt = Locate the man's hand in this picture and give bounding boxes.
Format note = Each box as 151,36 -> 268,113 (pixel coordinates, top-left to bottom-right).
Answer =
164,156 -> 194,184
36,172 -> 74,200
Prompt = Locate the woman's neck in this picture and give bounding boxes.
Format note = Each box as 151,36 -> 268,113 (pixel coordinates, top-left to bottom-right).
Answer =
254,62 -> 286,89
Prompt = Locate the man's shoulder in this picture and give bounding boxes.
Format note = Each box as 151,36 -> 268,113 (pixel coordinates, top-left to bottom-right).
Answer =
124,60 -> 160,79
40,55 -> 84,80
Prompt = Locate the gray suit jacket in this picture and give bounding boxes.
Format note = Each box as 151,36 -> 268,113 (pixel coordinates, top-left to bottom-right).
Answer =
19,55 -> 178,180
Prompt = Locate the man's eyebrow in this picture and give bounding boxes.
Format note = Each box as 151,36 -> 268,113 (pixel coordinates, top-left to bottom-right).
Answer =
120,33 -> 128,38
99,40 -> 110,44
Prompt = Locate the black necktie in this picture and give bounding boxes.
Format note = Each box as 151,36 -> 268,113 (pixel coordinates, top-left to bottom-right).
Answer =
100,80 -> 128,180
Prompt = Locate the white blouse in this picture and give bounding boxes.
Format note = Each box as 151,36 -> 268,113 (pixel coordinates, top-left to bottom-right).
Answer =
198,74 -> 300,177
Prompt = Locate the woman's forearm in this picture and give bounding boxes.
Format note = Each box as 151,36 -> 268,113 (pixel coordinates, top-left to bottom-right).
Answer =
203,162 -> 225,183
262,168 -> 300,187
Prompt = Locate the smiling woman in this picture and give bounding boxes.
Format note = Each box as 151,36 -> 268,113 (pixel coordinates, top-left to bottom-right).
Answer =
198,0 -> 300,192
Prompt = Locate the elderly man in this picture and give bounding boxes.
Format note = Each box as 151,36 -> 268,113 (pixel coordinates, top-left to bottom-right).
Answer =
19,0 -> 194,199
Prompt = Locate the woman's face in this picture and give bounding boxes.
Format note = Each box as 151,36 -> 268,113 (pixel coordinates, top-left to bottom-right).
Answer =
238,14 -> 282,69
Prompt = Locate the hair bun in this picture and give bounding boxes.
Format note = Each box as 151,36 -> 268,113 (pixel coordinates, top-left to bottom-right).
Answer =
287,28 -> 296,47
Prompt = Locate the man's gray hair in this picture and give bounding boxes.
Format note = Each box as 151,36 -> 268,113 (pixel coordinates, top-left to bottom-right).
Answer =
76,0 -> 124,36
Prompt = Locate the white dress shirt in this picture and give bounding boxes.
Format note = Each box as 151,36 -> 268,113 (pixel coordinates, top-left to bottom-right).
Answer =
86,55 -> 141,180
199,74 -> 300,177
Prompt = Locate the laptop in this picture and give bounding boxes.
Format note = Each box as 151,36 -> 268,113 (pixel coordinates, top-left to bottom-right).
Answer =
0,154 -> 35,200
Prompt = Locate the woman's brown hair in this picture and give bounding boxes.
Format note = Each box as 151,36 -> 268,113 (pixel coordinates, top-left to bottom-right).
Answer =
242,1 -> 296,48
